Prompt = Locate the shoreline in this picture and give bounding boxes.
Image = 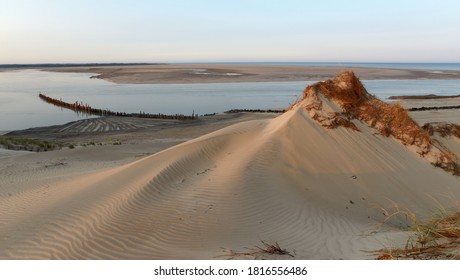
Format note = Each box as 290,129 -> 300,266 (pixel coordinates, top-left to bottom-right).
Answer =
1,73 -> 459,259
389,94 -> 460,100
3,93 -> 459,140
41,64 -> 460,84
3,95 -> 459,149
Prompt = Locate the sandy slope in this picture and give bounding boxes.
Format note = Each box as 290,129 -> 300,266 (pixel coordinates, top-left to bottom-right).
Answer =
1,76 -> 459,260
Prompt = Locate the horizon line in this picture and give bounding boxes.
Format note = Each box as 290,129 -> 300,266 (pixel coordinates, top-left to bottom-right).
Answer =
2,61 -> 460,67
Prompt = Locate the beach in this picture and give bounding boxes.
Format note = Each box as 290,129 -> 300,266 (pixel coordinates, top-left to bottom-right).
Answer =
47,63 -> 460,83
1,69 -> 459,260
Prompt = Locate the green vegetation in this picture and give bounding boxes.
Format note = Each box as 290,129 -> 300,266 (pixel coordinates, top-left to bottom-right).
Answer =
0,136 -> 63,152
106,137 -> 121,145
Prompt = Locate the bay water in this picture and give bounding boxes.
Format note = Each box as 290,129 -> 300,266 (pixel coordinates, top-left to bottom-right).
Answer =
1,69 -> 459,131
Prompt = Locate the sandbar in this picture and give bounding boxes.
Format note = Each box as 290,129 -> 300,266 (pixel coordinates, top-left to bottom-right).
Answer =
46,63 -> 460,84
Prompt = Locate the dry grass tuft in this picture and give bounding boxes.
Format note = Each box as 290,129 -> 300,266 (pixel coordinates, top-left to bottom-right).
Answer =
254,240 -> 294,257
324,114 -> 361,132
298,71 -> 459,175
372,209 -> 460,259
421,122 -> 460,176
376,241 -> 460,260
304,71 -> 432,147
422,123 -> 460,138
358,100 -> 431,148
215,240 -> 294,259
309,71 -> 369,109
433,161 -> 460,176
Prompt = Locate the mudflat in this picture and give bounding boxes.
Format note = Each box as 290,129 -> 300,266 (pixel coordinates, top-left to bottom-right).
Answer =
47,63 -> 460,84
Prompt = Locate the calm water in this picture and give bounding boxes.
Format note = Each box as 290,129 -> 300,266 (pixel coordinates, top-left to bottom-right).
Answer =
1,69 -> 460,131
0,70 -> 305,131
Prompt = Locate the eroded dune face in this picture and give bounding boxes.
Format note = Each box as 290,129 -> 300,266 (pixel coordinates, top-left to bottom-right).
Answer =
300,71 -> 458,175
1,73 -> 459,260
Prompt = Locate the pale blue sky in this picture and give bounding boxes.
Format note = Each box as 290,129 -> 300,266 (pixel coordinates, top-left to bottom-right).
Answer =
1,0 -> 459,63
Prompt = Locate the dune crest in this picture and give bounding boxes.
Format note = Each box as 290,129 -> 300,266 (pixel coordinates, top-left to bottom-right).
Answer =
297,71 -> 458,175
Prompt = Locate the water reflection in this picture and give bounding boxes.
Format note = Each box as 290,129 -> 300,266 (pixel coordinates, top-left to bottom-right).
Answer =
1,70 -> 460,131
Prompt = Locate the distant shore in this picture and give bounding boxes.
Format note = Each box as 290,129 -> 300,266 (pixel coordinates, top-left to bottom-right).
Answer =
40,63 -> 460,84
0,62 -> 162,69
389,94 -> 460,100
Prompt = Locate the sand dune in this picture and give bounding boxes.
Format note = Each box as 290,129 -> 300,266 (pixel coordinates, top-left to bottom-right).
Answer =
1,73 -> 459,259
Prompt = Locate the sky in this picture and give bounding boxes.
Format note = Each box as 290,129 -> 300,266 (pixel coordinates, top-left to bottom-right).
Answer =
1,0 -> 460,64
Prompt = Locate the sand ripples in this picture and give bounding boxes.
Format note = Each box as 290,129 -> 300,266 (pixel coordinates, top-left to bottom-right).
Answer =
1,100 -> 459,259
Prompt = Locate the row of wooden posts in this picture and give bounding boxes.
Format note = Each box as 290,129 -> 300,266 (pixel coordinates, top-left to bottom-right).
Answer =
38,93 -> 198,121
408,105 -> 460,111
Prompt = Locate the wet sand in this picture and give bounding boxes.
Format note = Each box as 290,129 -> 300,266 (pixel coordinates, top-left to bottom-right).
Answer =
47,63 -> 460,84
